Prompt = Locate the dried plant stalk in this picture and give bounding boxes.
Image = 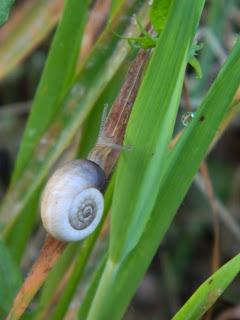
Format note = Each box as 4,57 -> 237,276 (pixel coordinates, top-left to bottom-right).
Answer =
6,236 -> 65,320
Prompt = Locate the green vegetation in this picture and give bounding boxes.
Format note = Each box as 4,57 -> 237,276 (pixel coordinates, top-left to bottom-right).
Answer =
0,0 -> 240,319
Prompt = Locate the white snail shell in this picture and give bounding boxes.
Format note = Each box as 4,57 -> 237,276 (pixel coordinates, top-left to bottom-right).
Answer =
41,160 -> 106,242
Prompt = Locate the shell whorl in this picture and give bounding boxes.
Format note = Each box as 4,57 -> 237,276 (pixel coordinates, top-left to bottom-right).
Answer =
40,160 -> 106,242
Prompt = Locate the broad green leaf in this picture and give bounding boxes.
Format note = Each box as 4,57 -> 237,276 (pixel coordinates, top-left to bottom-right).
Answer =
110,0 -> 204,262
0,240 -> 22,317
0,0 -> 64,81
0,0 -> 15,26
86,36 -> 240,320
150,0 -> 173,33
11,0 -> 89,183
77,255 -> 107,320
172,254 -> 240,320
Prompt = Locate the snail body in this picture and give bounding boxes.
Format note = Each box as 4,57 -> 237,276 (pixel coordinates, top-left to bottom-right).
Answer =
41,160 -> 106,242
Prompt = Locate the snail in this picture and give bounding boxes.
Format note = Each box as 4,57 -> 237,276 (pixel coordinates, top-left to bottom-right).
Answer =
40,159 -> 106,242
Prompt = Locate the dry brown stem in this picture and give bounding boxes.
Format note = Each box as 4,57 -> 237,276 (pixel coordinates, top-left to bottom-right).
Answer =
6,236 -> 66,320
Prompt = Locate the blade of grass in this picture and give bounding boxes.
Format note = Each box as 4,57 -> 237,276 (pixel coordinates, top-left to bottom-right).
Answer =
110,0 -> 204,263
86,37 -> 240,320
150,0 -> 173,34
183,82 -> 221,281
110,0 -> 122,17
0,0 -> 64,81
172,254 -> 240,320
0,0 -> 15,26
77,255 -> 107,320
0,240 -> 22,318
11,0 -> 89,183
4,184 -> 43,263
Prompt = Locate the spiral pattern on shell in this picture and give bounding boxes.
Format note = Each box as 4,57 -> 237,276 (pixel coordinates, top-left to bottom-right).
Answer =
40,160 -> 106,242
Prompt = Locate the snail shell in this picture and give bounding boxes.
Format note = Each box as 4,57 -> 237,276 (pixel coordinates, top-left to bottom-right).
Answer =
41,160 -> 106,242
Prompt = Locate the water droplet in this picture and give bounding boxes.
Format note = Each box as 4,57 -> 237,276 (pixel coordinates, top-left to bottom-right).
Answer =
181,112 -> 195,127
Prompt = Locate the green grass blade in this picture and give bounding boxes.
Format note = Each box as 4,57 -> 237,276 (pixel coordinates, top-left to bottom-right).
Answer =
3,184 -> 43,262
0,0 -> 15,26
172,254 -> 240,320
0,240 -> 22,317
87,36 -> 240,320
110,0 -> 205,262
77,255 -> 107,320
11,0 -> 89,183
110,0 -> 123,17
150,0 -> 173,33
0,0 -> 64,81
